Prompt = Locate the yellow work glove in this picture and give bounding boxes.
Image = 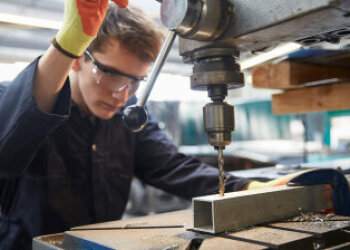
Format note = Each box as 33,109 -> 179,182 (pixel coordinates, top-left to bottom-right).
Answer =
247,169 -> 312,190
54,0 -> 128,58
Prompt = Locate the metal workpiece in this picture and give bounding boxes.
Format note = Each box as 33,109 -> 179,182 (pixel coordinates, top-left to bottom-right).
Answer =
160,0 -> 233,41
192,185 -> 332,234
203,101 -> 235,148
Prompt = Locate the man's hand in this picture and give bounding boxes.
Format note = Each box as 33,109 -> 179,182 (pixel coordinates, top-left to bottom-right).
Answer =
55,0 -> 128,58
246,169 -> 312,190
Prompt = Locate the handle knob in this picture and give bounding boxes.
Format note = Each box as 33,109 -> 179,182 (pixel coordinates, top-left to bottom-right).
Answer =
122,105 -> 148,132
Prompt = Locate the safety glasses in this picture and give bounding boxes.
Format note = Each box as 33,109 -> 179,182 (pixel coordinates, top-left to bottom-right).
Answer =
84,50 -> 147,94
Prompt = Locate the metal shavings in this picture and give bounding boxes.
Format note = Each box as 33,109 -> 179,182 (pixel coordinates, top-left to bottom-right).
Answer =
289,212 -> 330,222
284,208 -> 335,223
163,244 -> 178,250
283,211 -> 350,229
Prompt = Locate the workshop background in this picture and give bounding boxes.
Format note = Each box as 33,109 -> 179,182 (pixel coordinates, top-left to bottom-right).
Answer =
1,0 -> 350,218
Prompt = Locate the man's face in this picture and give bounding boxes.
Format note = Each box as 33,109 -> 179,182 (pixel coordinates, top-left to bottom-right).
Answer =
73,38 -> 151,120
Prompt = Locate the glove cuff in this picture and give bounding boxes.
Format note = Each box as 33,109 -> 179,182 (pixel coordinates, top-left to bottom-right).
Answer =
246,181 -> 267,190
55,24 -> 94,58
51,38 -> 80,59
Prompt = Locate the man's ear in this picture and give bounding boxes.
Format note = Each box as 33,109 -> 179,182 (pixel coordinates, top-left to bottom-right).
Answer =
72,58 -> 82,72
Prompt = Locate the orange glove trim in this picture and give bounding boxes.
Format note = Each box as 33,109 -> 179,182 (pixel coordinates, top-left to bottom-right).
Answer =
112,0 -> 128,9
77,0 -> 109,37
76,0 -> 129,37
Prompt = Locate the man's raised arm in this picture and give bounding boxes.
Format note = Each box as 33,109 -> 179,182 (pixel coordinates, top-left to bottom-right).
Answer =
0,0 -> 128,176
33,0 -> 128,113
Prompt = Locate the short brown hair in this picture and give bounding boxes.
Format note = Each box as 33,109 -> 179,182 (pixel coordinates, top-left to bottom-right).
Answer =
88,4 -> 165,63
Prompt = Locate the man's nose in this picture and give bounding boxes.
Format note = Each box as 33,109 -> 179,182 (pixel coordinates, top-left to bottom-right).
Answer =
111,84 -> 129,103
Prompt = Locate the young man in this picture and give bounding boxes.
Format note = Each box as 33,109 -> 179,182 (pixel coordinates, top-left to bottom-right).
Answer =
0,1 -> 250,249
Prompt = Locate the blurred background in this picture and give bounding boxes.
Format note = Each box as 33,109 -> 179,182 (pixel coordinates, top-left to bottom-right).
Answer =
2,0 -> 350,218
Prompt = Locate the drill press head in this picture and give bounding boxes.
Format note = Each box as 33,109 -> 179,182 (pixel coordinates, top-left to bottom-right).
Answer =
160,0 -> 244,149
191,48 -> 243,149
160,0 -> 350,149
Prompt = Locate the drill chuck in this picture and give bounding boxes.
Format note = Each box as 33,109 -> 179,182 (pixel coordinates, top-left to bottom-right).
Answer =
203,102 -> 235,148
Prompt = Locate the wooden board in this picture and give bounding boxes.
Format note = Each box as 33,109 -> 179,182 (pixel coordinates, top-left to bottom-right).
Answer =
271,82 -> 350,114
252,61 -> 350,89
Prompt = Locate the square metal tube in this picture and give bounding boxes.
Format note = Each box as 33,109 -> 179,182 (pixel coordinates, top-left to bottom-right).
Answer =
192,185 -> 332,234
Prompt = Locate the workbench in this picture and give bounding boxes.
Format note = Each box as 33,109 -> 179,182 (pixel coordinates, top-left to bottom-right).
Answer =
34,209 -> 350,250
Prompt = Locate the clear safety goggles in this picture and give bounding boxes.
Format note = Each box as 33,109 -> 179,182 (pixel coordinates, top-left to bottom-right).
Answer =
84,50 -> 147,94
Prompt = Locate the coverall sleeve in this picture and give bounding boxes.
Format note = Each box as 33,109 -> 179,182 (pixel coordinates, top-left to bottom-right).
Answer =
134,113 -> 250,200
0,57 -> 71,178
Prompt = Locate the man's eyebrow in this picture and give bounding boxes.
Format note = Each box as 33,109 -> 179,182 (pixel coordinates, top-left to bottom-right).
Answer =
95,59 -> 147,80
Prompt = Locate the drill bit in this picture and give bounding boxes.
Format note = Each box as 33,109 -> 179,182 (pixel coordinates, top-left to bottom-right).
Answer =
218,147 -> 225,196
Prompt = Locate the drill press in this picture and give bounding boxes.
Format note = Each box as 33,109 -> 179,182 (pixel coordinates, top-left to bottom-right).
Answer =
124,0 -> 350,195
161,0 -> 244,196
123,0 -> 243,196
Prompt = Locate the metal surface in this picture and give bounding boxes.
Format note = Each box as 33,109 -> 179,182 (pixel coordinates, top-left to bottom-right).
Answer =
192,185 -> 332,234
178,0 -> 350,55
269,216 -> 350,249
191,47 -> 241,151
161,1 -> 241,160
160,0 -> 202,33
187,47 -> 241,166
203,102 -> 235,148
63,210 -> 195,250
161,0 -> 233,40
136,30 -> 177,107
122,31 -> 176,132
190,48 -> 244,90
158,0 -> 350,181
33,233 -> 64,250
33,209 -> 350,250
222,226 -> 314,250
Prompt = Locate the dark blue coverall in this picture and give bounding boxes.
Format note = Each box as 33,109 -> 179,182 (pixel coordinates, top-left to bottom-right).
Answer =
0,58 -> 249,249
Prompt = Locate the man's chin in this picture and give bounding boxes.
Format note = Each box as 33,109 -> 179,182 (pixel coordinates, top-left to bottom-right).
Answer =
94,109 -> 119,120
